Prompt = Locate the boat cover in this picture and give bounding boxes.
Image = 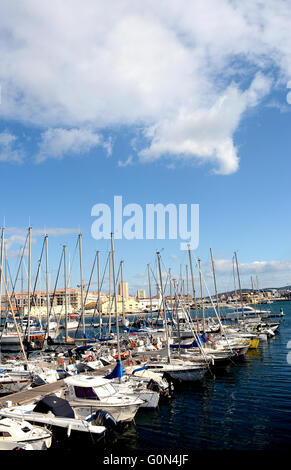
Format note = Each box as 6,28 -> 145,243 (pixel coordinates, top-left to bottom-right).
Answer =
34,394 -> 75,418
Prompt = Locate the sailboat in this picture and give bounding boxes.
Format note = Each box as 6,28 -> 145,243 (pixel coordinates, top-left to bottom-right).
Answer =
144,252 -> 208,383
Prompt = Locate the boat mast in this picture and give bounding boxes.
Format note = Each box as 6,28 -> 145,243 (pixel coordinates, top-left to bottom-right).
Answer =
147,264 -> 153,325
157,251 -> 171,363
63,245 -> 68,341
198,258 -> 206,332
120,260 -> 125,323
186,264 -> 189,312
234,251 -> 244,318
0,264 -> 29,367
187,244 -> 200,334
45,235 -> 50,338
108,251 -> 112,335
96,251 -> 102,339
168,268 -> 172,311
78,233 -> 85,337
210,248 -> 220,318
0,228 -> 4,325
27,226 -> 32,342
111,233 -> 121,365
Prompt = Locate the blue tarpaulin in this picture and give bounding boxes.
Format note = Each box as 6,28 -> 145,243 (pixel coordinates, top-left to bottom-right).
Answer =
131,366 -> 148,375
104,360 -> 123,379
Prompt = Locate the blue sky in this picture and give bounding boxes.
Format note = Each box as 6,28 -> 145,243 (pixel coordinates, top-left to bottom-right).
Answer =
1,1 -> 291,296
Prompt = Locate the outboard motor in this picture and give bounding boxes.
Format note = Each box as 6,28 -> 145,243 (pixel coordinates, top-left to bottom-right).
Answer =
92,409 -> 118,431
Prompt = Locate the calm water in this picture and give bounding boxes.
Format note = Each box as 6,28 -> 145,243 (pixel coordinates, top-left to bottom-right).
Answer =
99,300 -> 291,452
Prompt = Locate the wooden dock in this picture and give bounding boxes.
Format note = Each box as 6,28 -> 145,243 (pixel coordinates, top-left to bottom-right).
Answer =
0,379 -> 66,407
0,349 -> 160,409
0,360 -> 131,408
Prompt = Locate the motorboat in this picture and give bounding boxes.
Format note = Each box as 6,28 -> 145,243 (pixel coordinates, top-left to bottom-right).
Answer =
62,375 -> 144,423
0,417 -> 52,450
0,395 -> 107,440
145,357 -> 208,382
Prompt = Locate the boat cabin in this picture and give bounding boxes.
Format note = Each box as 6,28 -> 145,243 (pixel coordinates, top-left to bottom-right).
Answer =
64,376 -> 117,401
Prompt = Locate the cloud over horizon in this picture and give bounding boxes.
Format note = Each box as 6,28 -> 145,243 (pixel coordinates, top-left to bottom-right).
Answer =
0,0 -> 291,172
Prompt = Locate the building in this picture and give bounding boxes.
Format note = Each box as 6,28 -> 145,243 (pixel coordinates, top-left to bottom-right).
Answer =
118,282 -> 128,299
137,289 -> 146,299
0,288 -> 99,315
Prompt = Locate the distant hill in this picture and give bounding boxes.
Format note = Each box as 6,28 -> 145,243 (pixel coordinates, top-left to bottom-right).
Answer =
215,285 -> 291,298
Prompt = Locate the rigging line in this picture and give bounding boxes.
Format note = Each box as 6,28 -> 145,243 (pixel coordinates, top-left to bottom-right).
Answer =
10,231 -> 29,301
66,237 -> 79,290
83,252 -> 97,307
170,280 -> 213,373
44,249 -> 64,338
74,251 -> 99,338
90,251 -> 111,328
0,235 -> 29,337
192,252 -> 234,355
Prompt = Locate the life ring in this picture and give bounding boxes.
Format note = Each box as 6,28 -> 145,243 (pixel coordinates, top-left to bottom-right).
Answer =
87,355 -> 94,362
130,341 -> 137,348
58,358 -> 65,367
113,352 -> 128,360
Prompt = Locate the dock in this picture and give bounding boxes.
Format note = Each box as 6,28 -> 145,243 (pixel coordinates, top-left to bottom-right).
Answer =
0,355 -> 151,408
0,361 -> 116,408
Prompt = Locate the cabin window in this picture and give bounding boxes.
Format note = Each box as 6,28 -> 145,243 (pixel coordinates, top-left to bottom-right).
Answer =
0,431 -> 12,437
21,427 -> 31,433
74,386 -> 98,399
94,383 -> 116,399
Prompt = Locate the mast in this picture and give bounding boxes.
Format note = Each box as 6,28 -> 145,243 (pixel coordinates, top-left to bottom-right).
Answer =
0,264 -> 29,367
157,251 -> 171,363
108,251 -> 112,334
120,260 -> 125,322
96,251 -> 102,339
169,268 -> 172,310
210,248 -> 220,317
45,235 -> 50,337
0,228 -> 4,324
63,245 -> 68,341
174,279 -> 181,357
198,258 -> 206,332
27,226 -> 32,341
188,244 -> 200,333
147,264 -> 153,325
111,233 -> 121,364
234,251 -> 244,318
78,233 -> 85,337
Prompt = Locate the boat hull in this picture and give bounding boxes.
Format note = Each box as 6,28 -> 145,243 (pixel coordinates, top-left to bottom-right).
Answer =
69,402 -> 141,423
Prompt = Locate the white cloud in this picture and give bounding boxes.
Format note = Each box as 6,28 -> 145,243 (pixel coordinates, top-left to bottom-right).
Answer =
117,156 -> 133,167
4,226 -> 80,237
35,128 -> 109,162
206,257 -> 291,276
139,74 -> 271,174
0,132 -> 23,163
0,1 -> 290,171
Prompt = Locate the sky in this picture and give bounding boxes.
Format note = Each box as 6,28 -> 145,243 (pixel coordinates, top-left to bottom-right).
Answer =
0,0 -> 291,297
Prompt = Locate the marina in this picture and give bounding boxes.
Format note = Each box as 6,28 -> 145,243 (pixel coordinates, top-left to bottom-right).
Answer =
0,232 -> 289,453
